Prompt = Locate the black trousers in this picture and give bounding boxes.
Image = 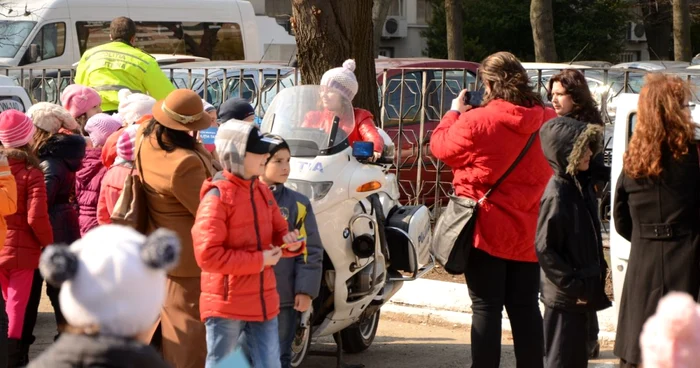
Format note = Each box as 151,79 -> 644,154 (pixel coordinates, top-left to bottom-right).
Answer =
464,247 -> 544,368
543,306 -> 588,368
588,311 -> 599,342
0,292 -> 8,368
22,269 -> 65,346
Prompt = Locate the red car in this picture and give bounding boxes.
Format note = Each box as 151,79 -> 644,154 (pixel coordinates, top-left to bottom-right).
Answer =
375,59 -> 480,210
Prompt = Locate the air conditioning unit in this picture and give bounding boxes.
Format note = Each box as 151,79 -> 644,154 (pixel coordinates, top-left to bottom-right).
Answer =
382,16 -> 408,39
628,22 -> 647,42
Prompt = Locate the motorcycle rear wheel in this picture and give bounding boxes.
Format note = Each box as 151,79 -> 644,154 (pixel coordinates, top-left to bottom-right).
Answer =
336,310 -> 381,353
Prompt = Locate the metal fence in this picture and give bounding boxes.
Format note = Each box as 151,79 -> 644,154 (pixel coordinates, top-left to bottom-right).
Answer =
2,64 -> 683,218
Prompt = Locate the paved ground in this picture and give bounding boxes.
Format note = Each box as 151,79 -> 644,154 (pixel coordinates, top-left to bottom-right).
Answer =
30,288 -> 620,367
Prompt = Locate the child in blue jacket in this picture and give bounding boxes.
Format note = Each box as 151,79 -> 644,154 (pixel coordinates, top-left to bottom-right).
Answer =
260,134 -> 323,368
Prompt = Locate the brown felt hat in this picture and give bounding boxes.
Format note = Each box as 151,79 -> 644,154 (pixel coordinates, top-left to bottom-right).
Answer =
152,89 -> 211,132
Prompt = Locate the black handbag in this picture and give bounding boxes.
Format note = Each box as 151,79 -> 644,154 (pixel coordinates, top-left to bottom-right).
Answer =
431,132 -> 538,275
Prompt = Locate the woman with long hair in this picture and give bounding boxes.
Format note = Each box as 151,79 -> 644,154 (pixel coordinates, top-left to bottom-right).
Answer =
547,69 -> 610,358
613,73 -> 700,367
431,51 -> 556,367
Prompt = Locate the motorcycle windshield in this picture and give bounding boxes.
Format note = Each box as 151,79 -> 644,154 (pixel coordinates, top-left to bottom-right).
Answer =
261,85 -> 355,157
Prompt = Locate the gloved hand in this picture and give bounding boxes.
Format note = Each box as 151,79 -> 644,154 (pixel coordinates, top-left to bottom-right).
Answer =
369,152 -> 382,162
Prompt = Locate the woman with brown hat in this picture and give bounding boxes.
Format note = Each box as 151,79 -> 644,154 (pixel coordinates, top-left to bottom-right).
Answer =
135,89 -> 216,368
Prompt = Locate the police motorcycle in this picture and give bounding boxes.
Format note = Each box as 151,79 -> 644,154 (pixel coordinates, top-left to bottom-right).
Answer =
261,85 -> 435,367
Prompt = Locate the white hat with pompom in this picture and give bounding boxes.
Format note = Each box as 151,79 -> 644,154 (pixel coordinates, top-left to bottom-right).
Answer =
320,59 -> 358,101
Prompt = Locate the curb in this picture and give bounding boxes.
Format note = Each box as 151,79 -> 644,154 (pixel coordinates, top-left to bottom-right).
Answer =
386,278 -> 618,340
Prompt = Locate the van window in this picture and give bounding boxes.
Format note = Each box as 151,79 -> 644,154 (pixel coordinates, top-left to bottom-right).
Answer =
0,21 -> 36,58
628,113 -> 637,143
21,22 -> 66,64
76,21 -> 244,60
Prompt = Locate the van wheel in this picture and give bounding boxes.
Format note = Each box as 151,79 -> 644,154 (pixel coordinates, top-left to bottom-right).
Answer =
290,322 -> 311,367
336,310 -> 380,353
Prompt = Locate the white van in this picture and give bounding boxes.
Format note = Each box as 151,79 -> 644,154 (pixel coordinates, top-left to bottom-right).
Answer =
609,93 -> 638,317
0,0 -> 262,67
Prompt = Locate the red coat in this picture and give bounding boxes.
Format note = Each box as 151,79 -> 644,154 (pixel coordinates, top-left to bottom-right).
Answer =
304,108 -> 384,153
192,171 -> 301,322
0,149 -> 53,269
431,100 -> 556,262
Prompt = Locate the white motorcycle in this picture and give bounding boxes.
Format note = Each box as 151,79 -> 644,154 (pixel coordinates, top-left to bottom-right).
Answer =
261,85 -> 435,367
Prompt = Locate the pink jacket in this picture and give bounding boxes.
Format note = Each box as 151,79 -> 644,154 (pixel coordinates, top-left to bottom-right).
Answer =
96,163 -> 132,225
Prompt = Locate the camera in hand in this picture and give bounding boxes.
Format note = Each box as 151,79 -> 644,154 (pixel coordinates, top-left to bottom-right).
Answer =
463,90 -> 484,107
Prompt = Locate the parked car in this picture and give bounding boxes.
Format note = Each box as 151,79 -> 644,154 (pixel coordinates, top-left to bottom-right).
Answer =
0,75 -> 32,112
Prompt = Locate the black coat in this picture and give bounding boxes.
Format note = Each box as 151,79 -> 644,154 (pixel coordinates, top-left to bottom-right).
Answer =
536,117 -> 611,312
37,134 -> 85,244
613,144 -> 700,365
27,333 -> 171,368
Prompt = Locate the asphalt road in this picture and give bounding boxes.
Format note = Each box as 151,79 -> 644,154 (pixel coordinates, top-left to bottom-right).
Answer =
29,288 -> 620,367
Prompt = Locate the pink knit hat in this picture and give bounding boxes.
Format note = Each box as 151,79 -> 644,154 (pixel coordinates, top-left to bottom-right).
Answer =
85,113 -> 122,147
0,109 -> 35,148
116,124 -> 139,163
320,59 -> 358,101
61,84 -> 102,118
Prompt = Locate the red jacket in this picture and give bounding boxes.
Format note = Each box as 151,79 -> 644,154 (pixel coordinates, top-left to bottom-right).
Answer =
0,149 -> 53,269
96,164 -> 131,225
304,108 -> 384,153
431,100 -> 556,262
192,171 -> 301,322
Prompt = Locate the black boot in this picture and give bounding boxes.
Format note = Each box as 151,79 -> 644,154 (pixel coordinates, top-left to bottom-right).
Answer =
587,340 -> 600,359
7,339 -> 21,368
17,336 -> 33,367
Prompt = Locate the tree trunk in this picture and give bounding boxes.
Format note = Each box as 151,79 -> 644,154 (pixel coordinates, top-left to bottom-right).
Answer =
372,0 -> 393,58
673,0 -> 692,61
639,0 -> 673,60
530,0 -> 558,62
292,0 -> 380,118
445,0 -> 464,60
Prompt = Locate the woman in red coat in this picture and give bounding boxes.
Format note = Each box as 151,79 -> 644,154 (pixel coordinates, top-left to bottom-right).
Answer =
431,51 -> 556,368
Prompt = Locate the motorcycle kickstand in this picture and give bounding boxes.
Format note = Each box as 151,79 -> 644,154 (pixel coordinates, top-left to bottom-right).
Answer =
333,332 -> 365,368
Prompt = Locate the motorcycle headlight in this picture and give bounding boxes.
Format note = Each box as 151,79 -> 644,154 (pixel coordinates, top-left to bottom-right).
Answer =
286,180 -> 333,202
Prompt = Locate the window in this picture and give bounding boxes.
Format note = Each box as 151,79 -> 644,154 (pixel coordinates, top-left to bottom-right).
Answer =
628,113 -> 637,142
22,22 -> 65,64
388,0 -> 405,16
382,71 -> 422,122
416,0 -> 434,25
0,21 -> 36,58
76,21 -> 245,60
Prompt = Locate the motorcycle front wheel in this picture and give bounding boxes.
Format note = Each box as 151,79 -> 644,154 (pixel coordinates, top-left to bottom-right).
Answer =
290,322 -> 312,367
336,310 -> 381,353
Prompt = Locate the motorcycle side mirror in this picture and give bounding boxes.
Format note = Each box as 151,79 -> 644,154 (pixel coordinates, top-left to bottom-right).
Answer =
352,141 -> 374,160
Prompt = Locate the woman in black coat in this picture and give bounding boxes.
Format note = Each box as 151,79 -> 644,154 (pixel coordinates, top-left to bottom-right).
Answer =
613,73 -> 700,368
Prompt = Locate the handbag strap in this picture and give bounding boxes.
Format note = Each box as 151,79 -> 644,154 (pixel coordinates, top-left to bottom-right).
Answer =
480,132 -> 538,203
135,133 -> 145,179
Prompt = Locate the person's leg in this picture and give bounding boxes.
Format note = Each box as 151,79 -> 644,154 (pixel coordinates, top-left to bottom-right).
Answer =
204,317 -> 245,368
160,276 -> 207,368
19,269 -> 42,365
0,288 -> 8,368
587,311 -> 600,358
277,307 -> 299,368
464,248 -> 507,368
45,282 -> 65,337
245,317 -> 281,368
543,306 -> 588,368
6,269 -> 34,340
504,259 -> 544,368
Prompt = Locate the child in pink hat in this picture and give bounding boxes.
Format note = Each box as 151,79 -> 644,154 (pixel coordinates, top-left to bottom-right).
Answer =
75,114 -> 122,236
302,59 -> 385,162
60,84 -> 102,135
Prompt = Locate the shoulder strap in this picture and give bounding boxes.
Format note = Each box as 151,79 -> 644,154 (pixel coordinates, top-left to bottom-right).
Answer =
480,132 -> 538,203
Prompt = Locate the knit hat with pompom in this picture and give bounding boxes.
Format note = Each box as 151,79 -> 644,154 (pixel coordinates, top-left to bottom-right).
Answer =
39,225 -> 180,337
320,59 -> 359,101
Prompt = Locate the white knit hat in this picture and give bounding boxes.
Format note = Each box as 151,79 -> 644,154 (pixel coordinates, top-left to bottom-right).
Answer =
27,102 -> 79,134
320,59 -> 359,101
117,89 -> 156,125
39,225 -> 180,337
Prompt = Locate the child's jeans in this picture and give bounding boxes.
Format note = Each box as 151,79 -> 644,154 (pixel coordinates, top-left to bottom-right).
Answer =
0,269 -> 34,339
278,307 -> 299,368
205,317 -> 281,368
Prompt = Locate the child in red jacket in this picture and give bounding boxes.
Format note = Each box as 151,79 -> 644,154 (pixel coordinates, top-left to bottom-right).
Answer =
302,59 -> 384,161
0,110 -> 52,365
192,121 -> 304,368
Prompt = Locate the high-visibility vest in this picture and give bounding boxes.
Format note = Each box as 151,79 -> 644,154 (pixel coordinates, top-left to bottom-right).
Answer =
75,41 -> 175,112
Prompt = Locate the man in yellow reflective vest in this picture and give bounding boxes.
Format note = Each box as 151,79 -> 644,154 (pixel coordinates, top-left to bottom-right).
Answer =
75,17 -> 175,113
